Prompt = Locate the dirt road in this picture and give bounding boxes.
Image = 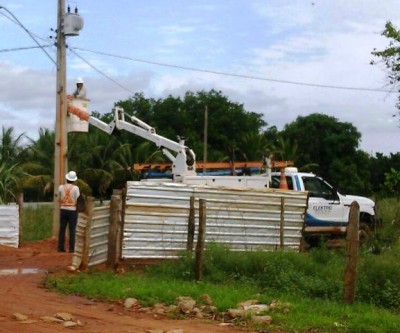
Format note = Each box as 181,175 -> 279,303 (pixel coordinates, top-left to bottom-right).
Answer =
0,239 -> 253,333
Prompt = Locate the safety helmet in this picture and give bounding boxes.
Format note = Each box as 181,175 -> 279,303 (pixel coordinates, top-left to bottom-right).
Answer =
76,77 -> 84,84
65,171 -> 78,182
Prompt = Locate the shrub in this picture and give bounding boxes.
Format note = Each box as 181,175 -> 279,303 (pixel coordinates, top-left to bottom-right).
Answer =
365,197 -> 400,254
357,243 -> 400,309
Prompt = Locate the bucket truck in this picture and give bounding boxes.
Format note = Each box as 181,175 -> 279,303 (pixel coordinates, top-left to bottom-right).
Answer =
67,102 -> 271,189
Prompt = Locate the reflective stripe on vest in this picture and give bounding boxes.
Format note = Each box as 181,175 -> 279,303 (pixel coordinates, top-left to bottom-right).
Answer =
60,184 -> 75,207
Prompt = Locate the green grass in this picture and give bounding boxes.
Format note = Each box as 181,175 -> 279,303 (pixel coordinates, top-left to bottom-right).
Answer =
272,298 -> 400,333
46,264 -> 400,333
34,197 -> 400,332
46,242 -> 400,333
47,270 -> 260,310
21,203 -> 53,241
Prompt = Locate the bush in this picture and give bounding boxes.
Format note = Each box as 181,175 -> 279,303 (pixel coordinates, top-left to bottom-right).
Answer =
357,243 -> 400,309
154,243 -> 346,301
365,197 -> 400,254
150,241 -> 400,311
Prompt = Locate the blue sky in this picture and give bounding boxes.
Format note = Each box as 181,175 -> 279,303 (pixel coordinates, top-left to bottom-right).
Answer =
1,0 -> 400,155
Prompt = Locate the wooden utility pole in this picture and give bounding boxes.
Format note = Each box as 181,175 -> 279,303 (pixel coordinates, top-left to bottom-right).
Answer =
53,0 -> 68,236
203,105 -> 208,173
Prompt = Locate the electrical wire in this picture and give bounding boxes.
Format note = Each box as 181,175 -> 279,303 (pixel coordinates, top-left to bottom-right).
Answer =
0,45 -> 53,53
69,49 -> 136,94
0,5 -> 394,95
73,46 -> 394,94
0,5 -> 56,65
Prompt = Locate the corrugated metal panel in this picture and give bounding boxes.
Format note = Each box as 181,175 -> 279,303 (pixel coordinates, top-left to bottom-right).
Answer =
73,206 -> 111,268
0,204 -> 19,248
72,213 -> 87,267
87,206 -> 110,267
122,181 -> 308,260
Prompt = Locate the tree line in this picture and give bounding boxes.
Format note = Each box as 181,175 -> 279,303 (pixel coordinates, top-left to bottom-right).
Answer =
3,20 -> 400,203
1,89 -> 400,204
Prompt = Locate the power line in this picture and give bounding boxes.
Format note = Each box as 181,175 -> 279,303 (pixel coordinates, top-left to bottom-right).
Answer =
69,49 -> 136,94
0,5 -> 56,65
0,45 -> 53,53
0,10 -> 51,44
0,5 -> 394,95
74,46 -> 394,94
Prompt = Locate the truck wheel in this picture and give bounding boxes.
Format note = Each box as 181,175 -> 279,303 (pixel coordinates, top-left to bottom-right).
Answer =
358,222 -> 370,244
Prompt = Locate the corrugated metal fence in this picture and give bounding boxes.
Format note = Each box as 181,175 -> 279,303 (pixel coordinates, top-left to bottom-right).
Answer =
122,181 -> 308,260
85,205 -> 110,266
0,182 -> 308,268
0,204 -> 19,248
73,204 -> 111,268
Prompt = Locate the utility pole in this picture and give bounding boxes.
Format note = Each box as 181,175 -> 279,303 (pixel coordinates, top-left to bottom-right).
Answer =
203,105 -> 208,172
53,0 -> 68,236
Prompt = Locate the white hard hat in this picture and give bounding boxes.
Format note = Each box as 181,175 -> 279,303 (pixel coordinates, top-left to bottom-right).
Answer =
76,77 -> 84,84
65,171 -> 78,182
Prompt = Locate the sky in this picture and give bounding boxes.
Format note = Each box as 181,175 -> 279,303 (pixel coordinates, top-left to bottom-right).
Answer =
1,0 -> 400,155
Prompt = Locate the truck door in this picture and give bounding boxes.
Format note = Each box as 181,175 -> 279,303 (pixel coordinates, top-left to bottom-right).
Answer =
302,176 -> 346,227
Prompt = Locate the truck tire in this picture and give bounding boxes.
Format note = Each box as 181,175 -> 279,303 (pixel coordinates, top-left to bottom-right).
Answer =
358,222 -> 370,244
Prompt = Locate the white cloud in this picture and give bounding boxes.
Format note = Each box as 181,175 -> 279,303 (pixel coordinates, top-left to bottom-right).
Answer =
1,0 -> 400,155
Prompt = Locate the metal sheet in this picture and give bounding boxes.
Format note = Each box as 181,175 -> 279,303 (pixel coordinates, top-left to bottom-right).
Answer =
73,206 -> 111,268
87,206 -> 110,267
0,204 -> 19,248
122,181 -> 308,259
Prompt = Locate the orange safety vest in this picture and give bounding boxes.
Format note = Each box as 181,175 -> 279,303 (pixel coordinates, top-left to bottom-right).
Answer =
60,184 -> 76,207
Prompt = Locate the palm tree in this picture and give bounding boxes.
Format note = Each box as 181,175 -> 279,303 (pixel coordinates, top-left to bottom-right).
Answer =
0,126 -> 25,163
272,136 -> 318,171
19,128 -> 56,201
0,127 -> 25,203
272,136 -> 298,162
238,132 -> 273,162
0,161 -> 21,204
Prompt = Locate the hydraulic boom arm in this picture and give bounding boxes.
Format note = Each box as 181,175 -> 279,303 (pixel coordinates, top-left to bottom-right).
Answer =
67,104 -> 196,180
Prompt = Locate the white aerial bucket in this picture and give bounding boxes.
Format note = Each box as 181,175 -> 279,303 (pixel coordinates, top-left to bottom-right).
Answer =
67,98 -> 90,133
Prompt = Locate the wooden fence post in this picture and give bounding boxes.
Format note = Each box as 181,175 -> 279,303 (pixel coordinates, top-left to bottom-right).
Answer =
343,201 -> 360,304
280,196 -> 285,249
107,191 -> 122,268
187,196 -> 195,251
195,199 -> 206,281
80,196 -> 94,271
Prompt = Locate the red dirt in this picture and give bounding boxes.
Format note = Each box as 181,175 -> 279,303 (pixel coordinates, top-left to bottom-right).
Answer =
0,238 -> 254,333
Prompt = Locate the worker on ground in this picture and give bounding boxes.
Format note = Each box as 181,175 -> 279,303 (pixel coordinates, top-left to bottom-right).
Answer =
72,77 -> 87,99
58,171 -> 80,253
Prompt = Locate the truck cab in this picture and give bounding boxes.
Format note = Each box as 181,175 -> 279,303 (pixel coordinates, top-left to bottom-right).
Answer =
270,168 -> 376,241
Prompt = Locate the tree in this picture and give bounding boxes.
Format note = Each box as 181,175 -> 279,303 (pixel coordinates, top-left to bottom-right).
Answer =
369,152 -> 400,193
272,136 -> 299,162
0,127 -> 25,203
371,21 -> 400,114
281,113 -> 371,195
116,90 -> 267,162
20,128 -> 55,201
383,168 -> 400,200
0,161 -> 21,204
237,132 -> 273,162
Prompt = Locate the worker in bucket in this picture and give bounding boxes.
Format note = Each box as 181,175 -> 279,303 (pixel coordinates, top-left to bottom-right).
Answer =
58,171 -> 80,253
72,77 -> 87,99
